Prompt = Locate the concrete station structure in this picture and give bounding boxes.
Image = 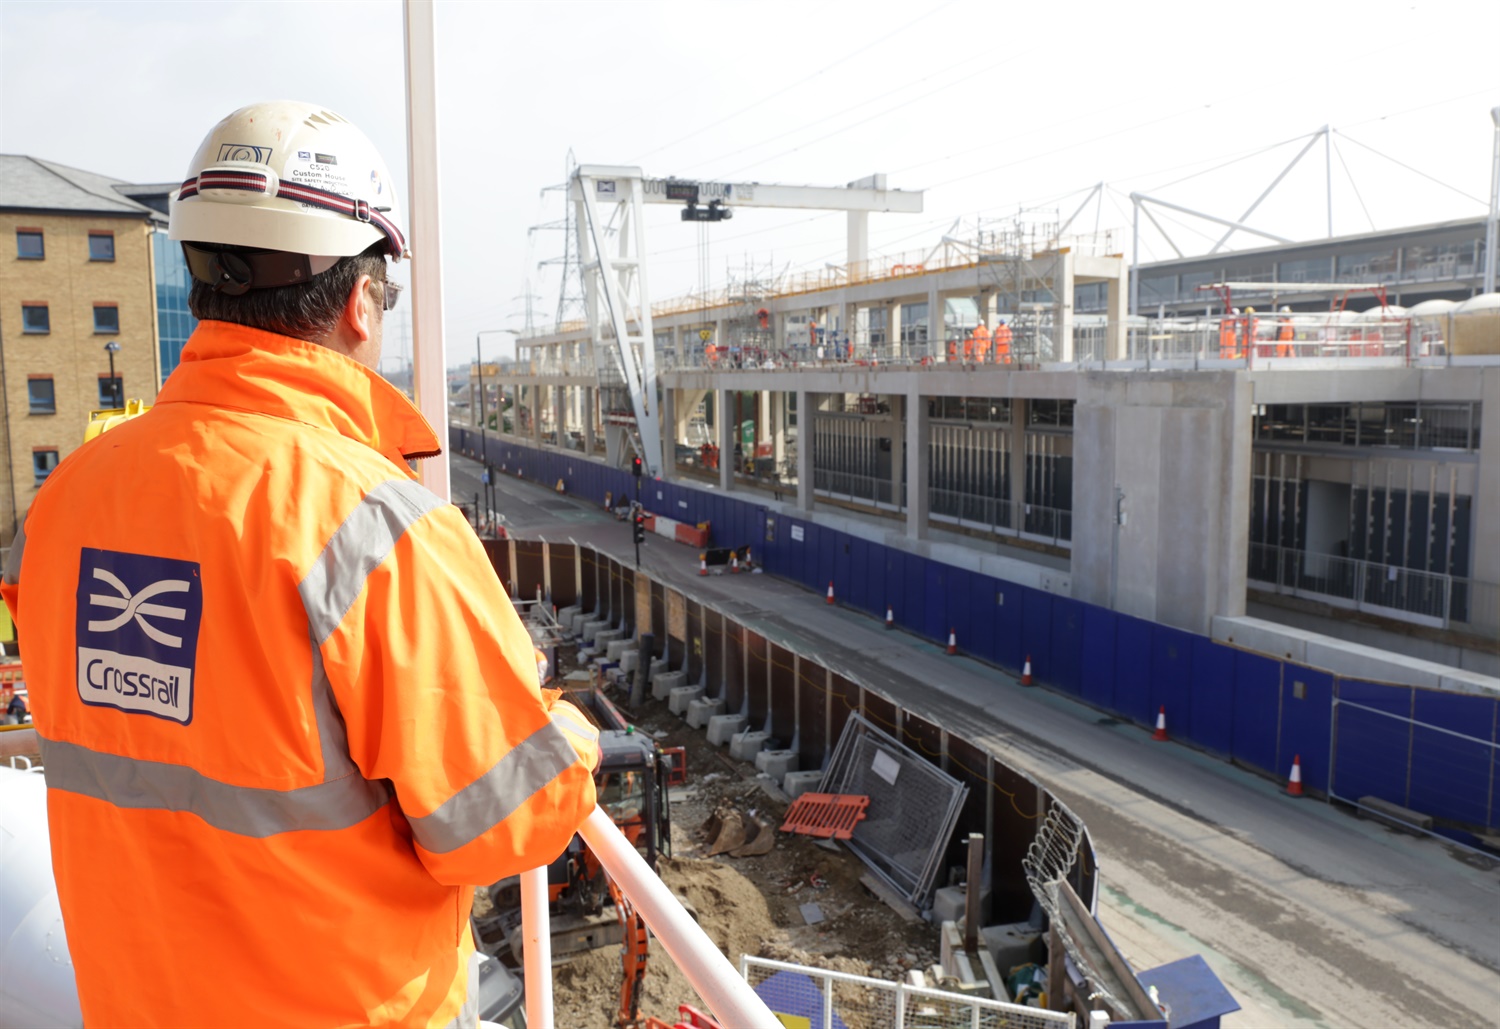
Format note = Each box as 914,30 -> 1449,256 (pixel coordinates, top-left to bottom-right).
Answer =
492,185 -> 1500,684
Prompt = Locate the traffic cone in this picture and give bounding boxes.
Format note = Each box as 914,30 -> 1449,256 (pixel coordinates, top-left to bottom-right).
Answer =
826,581 -> 835,604
731,553 -> 739,574
885,606 -> 894,629
946,629 -> 957,655
1021,656 -> 1033,687
1152,706 -> 1169,742
1287,755 -> 1304,797
698,555 -> 708,576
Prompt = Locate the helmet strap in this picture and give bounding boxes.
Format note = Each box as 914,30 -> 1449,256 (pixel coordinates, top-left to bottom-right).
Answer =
182,243 -> 341,294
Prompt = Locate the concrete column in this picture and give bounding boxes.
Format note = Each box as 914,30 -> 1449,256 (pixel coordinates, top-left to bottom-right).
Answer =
796,390 -> 813,511
890,302 -> 902,361
583,387 -> 596,453
1469,368 -> 1500,585
1106,270 -> 1128,361
1070,372 -> 1250,634
772,307 -> 786,355
905,387 -> 928,539
772,391 -> 786,470
927,285 -> 945,362
718,387 -> 734,493
838,297 -> 852,359
659,387 -> 676,481
757,390 -> 771,468
978,290 -> 996,331
1055,250 -> 1075,363
530,386 -> 542,449
1008,399 -> 1027,523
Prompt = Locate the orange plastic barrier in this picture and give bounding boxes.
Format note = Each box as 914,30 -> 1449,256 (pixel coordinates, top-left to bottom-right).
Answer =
779,793 -> 871,839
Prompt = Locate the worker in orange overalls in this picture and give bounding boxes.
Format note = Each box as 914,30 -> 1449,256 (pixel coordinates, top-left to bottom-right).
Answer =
1276,306 -> 1295,357
993,319 -> 1013,364
0,102 -> 599,1028
971,321 -> 992,364
1219,307 -> 1242,358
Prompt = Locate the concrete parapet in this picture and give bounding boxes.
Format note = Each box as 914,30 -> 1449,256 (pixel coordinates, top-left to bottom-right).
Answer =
729,730 -> 770,762
706,714 -> 747,746
754,748 -> 799,780
668,684 -> 705,715
782,770 -> 824,799
685,696 -> 725,729
652,670 -> 687,701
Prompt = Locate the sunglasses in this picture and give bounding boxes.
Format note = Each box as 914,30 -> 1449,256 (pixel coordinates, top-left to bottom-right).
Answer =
380,278 -> 404,312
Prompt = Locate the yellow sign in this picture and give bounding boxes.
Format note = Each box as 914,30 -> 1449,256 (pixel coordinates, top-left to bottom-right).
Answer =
698,329 -> 713,341
775,1016 -> 811,1029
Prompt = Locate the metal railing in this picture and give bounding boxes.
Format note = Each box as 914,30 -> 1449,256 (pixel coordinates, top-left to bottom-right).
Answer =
1247,542 -> 1499,638
522,807 -> 779,1027
929,490 -> 1072,547
740,956 -> 1075,1029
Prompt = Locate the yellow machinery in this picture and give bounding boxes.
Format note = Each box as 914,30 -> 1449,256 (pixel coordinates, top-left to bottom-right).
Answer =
83,399 -> 151,443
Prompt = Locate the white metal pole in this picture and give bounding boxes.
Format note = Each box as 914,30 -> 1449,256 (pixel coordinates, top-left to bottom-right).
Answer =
578,806 -> 780,1027
1324,125 -> 1333,239
1483,107 -> 1500,295
519,867 -> 554,1028
403,0 -> 451,501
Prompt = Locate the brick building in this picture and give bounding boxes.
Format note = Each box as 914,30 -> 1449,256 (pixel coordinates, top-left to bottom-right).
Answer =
0,156 -> 193,546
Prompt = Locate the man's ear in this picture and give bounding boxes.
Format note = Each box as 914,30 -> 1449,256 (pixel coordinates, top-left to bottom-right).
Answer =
342,273 -> 376,343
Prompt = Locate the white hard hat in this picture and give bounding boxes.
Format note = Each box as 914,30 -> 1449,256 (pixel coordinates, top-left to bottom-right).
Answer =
1280,306 -> 1292,313
170,101 -> 405,293
1231,307 -> 1240,314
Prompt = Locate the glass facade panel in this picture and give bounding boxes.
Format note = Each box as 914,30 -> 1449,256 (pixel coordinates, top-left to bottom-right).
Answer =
1335,248 -> 1398,283
1255,402 -> 1479,452
93,305 -> 119,334
21,305 -> 49,333
27,379 -> 55,415
16,231 -> 43,260
1028,399 -> 1075,428
899,302 -> 928,344
1138,274 -> 1176,304
88,234 -> 115,262
1179,271 -> 1216,305
1278,256 -> 1333,283
1402,240 -> 1478,283
154,230 -> 198,383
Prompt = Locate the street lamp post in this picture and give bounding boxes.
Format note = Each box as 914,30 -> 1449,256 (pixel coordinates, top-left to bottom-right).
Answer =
475,329 -> 513,528
103,342 -> 121,407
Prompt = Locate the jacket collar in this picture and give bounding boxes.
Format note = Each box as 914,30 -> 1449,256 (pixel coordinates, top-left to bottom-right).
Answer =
155,320 -> 442,471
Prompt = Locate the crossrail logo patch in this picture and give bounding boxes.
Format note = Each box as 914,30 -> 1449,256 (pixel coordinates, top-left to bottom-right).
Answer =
75,548 -> 202,724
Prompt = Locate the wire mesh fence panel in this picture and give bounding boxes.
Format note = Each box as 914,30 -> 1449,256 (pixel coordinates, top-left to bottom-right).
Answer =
820,714 -> 969,908
741,958 -> 1074,1029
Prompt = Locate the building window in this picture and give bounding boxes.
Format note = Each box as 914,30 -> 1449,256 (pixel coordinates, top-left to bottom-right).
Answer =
21,304 -> 49,334
16,230 -> 44,260
28,377 -> 55,415
88,232 -> 115,262
93,305 -> 120,333
98,376 -> 122,407
33,449 -> 59,487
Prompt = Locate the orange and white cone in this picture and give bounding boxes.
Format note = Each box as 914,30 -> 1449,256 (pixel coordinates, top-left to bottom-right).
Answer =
731,553 -> 739,574
885,606 -> 894,629
1287,755 -> 1304,797
946,629 -> 957,655
1021,656 -> 1033,687
1152,706 -> 1169,742
698,555 -> 709,576
826,581 -> 835,605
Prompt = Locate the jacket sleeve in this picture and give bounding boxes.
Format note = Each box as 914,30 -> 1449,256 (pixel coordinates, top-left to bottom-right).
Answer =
317,498 -> 596,887
1,512 -> 27,627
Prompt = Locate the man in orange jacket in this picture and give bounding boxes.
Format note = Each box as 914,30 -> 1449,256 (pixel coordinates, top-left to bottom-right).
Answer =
1,102 -> 599,1027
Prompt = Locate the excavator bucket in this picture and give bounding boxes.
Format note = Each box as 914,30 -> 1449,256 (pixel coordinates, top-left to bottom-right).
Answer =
731,814 -> 776,858
706,809 -> 746,856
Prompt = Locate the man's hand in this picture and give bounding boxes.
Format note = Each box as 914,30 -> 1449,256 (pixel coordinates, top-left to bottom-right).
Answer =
541,692 -> 601,773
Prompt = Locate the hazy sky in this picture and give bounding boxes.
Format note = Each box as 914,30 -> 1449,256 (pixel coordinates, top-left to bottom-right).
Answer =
3,0 -> 1498,367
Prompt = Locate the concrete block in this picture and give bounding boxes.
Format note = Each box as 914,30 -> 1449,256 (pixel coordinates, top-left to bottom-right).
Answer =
668,684 -> 705,716
619,650 -> 639,675
652,670 -> 686,702
605,639 -> 632,661
685,696 -> 725,729
1359,795 -> 1434,831
754,748 -> 799,780
980,922 -> 1040,982
556,606 -> 581,630
581,618 -> 609,643
570,612 -> 591,635
729,730 -> 770,762
648,658 -> 670,682
781,770 -> 824,799
706,714 -> 747,746
594,628 -> 625,647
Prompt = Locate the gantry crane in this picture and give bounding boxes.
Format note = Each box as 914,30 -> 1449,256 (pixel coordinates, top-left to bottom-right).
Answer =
570,167 -> 923,477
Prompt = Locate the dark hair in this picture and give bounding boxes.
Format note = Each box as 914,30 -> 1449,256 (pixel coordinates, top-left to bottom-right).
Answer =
188,242 -> 388,341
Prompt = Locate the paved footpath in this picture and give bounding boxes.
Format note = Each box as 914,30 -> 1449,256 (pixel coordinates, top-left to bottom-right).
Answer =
459,457 -> 1500,1028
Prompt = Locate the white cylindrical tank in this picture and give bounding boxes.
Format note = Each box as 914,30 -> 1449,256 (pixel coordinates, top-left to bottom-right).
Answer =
0,766 -> 80,1028
1407,299 -> 1457,357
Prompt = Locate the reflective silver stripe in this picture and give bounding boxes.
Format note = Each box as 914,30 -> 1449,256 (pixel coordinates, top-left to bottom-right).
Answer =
39,735 -> 392,838
4,513 -> 26,585
298,479 -> 447,645
444,949 -> 481,1029
308,629 -> 358,782
408,720 -> 579,855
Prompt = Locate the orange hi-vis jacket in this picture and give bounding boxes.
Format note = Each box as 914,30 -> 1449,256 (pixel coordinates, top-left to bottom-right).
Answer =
1,321 -> 598,1027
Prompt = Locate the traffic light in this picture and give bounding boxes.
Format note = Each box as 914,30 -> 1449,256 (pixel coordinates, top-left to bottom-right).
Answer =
633,512 -> 646,544
631,456 -> 643,477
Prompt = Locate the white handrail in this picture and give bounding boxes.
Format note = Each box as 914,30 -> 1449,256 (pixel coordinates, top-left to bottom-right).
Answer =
521,805 -> 780,1028
520,867 -> 553,1028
